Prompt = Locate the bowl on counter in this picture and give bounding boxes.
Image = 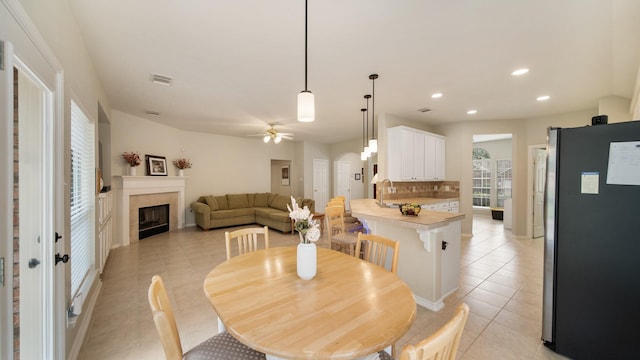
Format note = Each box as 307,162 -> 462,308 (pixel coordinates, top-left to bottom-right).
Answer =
399,203 -> 421,216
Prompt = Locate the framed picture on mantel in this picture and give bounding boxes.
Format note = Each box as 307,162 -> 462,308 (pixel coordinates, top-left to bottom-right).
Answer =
146,154 -> 167,176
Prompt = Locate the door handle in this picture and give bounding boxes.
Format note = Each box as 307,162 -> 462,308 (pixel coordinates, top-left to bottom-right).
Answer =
55,253 -> 69,265
28,258 -> 41,269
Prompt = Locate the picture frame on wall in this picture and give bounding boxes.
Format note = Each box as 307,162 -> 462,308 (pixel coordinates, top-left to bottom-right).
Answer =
146,154 -> 168,176
355,173 -> 361,181
281,165 -> 290,186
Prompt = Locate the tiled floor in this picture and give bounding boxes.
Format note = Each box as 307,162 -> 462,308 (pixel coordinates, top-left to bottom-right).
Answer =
78,215 -> 570,360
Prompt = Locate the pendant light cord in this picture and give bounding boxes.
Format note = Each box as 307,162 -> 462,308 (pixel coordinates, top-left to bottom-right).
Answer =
304,0 -> 308,91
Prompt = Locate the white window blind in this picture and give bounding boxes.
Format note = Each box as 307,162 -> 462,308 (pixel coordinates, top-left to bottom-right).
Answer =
70,101 -> 95,297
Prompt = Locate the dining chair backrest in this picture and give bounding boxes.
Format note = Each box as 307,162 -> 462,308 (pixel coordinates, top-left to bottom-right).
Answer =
148,275 -> 184,360
355,232 -> 400,274
399,303 -> 470,360
327,199 -> 345,212
225,226 -> 270,260
325,205 -> 345,235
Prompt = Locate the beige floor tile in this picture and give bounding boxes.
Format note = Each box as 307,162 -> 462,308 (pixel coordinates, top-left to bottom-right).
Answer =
79,215 -> 556,360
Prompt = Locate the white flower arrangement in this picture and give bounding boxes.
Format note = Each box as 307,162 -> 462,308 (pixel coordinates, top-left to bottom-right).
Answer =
287,196 -> 320,244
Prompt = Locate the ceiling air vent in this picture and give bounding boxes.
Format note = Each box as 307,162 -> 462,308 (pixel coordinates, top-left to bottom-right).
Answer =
145,110 -> 160,116
417,107 -> 432,113
150,73 -> 173,86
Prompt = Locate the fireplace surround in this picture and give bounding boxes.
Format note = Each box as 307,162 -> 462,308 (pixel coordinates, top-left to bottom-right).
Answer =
116,176 -> 186,246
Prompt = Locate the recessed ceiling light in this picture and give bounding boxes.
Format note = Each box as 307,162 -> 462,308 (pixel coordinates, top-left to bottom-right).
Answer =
467,110 -> 477,115
511,68 -> 529,76
431,93 -> 443,99
537,95 -> 551,101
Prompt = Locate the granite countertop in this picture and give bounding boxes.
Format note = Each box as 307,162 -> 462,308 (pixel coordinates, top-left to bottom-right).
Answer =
350,199 -> 465,230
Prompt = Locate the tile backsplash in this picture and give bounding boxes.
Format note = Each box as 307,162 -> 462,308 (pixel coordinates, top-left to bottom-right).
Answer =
376,180 -> 460,200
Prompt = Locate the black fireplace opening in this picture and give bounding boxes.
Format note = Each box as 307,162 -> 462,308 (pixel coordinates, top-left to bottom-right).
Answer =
139,204 -> 170,240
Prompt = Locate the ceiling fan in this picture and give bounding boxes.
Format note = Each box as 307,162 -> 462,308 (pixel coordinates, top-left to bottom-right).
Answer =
251,124 -> 294,144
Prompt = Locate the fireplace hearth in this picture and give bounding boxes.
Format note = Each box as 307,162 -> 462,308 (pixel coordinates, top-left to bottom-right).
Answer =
139,204 -> 169,239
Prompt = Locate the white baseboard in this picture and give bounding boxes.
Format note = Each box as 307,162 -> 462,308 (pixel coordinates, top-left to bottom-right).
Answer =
414,294 -> 444,312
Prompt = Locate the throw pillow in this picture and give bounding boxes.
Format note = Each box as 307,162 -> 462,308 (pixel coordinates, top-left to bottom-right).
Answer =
254,193 -> 269,207
270,194 -> 291,212
215,195 -> 228,210
227,194 -> 249,209
204,195 -> 218,211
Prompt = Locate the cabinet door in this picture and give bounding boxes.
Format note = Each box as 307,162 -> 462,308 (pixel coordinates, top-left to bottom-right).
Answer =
434,136 -> 446,179
411,132 -> 425,180
400,130 -> 415,180
424,135 -> 436,179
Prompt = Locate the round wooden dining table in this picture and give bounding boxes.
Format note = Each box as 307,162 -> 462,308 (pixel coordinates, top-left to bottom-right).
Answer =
203,246 -> 416,360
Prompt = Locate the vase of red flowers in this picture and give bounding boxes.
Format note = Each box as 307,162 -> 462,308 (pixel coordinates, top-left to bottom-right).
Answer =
122,152 -> 141,176
173,158 -> 192,176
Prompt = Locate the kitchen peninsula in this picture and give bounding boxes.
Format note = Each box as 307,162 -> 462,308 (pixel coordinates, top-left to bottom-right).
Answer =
350,199 -> 465,311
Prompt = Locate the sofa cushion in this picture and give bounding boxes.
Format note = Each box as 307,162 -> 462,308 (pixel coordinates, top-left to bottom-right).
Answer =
204,195 -> 219,211
210,209 -> 235,220
268,193 -> 278,206
247,193 -> 256,207
215,195 -> 229,210
254,193 -> 270,207
233,208 -> 255,217
270,194 -> 292,212
227,194 -> 249,209
254,207 -> 279,217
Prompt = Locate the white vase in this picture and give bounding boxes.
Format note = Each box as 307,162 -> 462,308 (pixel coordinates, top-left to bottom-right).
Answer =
296,242 -> 317,280
178,169 -> 184,177
129,166 -> 136,176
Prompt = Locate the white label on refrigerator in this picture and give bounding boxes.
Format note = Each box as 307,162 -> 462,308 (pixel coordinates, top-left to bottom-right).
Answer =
606,141 -> 640,186
581,172 -> 599,194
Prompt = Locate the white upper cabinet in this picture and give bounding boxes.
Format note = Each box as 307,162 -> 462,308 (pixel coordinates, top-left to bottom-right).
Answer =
388,126 -> 445,181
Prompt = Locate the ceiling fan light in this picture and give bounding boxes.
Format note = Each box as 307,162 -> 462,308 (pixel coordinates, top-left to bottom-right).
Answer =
274,135 -> 282,144
298,91 -> 315,122
368,138 -> 378,153
263,135 -> 270,143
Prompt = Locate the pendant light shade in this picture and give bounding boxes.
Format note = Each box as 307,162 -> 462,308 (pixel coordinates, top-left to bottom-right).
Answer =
369,74 -> 379,153
297,0 -> 315,122
368,138 -> 378,153
361,108 -> 367,161
298,91 -> 315,122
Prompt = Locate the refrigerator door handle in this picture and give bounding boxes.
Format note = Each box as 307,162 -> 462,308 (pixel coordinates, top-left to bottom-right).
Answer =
542,127 -> 559,344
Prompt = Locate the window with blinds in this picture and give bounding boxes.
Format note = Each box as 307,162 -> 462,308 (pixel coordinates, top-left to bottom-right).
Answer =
70,101 -> 95,297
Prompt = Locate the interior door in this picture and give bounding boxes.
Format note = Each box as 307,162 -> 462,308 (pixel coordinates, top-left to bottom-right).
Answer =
312,159 -> 329,212
336,161 -> 351,211
533,148 -> 546,238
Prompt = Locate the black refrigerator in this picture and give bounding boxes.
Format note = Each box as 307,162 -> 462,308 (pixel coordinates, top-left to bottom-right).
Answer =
542,120 -> 640,359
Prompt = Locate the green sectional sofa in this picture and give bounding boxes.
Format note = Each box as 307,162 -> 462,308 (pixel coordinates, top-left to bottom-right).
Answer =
191,193 -> 315,233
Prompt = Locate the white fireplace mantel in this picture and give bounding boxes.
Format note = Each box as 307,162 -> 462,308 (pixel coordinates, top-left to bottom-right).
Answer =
116,176 -> 187,246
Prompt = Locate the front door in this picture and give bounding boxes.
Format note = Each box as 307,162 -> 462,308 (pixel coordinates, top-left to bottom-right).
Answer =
1,6 -> 64,357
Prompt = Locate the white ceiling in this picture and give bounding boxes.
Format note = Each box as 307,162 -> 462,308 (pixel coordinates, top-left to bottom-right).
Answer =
69,0 -> 640,144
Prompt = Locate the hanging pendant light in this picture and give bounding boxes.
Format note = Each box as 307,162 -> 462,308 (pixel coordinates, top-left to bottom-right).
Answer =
368,74 -> 379,153
297,0 -> 315,122
364,94 -> 371,158
360,108 -> 367,161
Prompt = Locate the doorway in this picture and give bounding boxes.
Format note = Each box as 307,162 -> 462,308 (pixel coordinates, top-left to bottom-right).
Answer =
312,159 -> 329,211
529,145 -> 547,238
1,16 -> 65,357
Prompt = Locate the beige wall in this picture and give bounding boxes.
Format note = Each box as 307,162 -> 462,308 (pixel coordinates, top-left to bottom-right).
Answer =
109,110 -> 296,232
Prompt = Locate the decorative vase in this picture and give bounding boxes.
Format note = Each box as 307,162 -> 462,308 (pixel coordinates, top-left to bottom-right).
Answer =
296,242 -> 317,280
178,169 -> 184,177
129,166 -> 136,176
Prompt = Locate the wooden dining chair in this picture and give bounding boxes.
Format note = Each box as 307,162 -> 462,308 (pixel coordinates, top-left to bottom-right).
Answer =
325,205 -> 345,235
147,275 -> 266,360
225,226 -> 270,260
355,232 -> 400,274
399,303 -> 470,360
